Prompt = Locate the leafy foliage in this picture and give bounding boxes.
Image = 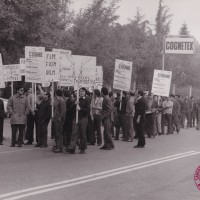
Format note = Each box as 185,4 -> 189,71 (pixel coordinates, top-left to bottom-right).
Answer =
1,0 -> 200,93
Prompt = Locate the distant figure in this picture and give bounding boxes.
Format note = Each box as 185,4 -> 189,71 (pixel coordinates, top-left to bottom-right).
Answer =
134,90 -> 146,148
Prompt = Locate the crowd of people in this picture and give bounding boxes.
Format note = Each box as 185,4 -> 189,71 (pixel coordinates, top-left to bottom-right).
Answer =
0,84 -> 200,154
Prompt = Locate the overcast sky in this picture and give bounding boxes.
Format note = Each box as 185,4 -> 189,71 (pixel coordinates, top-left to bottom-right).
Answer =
73,0 -> 200,42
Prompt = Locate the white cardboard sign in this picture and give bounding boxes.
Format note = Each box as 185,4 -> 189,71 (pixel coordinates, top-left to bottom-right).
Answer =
4,64 -> 22,82
72,55 -> 96,88
165,37 -> 195,54
20,58 -> 26,76
151,70 -> 172,97
25,46 -> 45,83
113,59 -> 132,91
45,51 -> 60,82
52,49 -> 73,86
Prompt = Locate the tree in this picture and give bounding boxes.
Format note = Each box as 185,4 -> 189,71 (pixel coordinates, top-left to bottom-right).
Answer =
62,0 -> 120,87
179,22 -> 190,35
0,0 -> 72,64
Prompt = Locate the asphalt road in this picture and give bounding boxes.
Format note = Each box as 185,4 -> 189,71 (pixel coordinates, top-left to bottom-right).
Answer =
0,118 -> 200,200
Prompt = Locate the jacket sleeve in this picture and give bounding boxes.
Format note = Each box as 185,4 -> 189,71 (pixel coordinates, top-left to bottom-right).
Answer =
60,99 -> 66,121
25,97 -> 30,115
101,98 -> 112,121
0,100 -> 5,117
43,103 -> 52,123
7,97 -> 14,115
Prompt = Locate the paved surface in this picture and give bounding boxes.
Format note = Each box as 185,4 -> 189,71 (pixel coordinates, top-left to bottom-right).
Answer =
0,118 -> 200,200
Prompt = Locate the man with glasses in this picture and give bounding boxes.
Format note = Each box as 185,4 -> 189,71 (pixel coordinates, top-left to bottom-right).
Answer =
7,87 -> 30,147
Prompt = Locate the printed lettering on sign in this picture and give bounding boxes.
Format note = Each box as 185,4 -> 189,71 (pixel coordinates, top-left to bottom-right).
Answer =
25,46 -> 45,83
4,64 -> 22,82
165,37 -> 195,54
0,55 -> 4,88
151,70 -> 172,97
52,49 -> 73,86
45,52 -> 60,82
113,59 -> 133,91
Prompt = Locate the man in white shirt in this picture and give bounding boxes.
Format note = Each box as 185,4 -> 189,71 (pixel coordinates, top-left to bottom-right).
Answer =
162,96 -> 173,135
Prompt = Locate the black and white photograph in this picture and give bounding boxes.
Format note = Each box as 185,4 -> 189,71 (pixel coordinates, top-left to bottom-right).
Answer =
0,0 -> 200,199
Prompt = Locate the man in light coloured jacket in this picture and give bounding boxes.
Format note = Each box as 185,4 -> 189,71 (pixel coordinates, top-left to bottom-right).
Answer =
7,86 -> 30,147
125,92 -> 135,142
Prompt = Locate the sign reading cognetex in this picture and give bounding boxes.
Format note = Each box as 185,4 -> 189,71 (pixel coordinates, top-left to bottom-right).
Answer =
165,37 -> 195,54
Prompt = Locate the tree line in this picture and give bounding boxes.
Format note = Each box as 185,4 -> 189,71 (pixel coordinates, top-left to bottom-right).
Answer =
0,0 -> 199,93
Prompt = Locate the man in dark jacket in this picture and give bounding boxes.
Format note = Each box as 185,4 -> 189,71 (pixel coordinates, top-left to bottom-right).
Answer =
134,90 -> 146,148
66,87 -> 90,154
100,87 -> 115,150
35,92 -> 51,148
52,89 -> 66,153
0,90 -> 5,145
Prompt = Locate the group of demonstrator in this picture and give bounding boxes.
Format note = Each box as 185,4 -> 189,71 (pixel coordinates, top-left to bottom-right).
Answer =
0,85 -> 199,154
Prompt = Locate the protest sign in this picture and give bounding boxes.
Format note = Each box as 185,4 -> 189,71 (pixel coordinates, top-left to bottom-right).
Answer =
94,66 -> 103,90
0,54 -> 4,88
165,37 -> 195,54
113,59 -> 133,91
52,49 -> 73,86
4,64 -> 21,82
20,58 -> 26,76
25,46 -> 45,83
0,53 -> 2,66
72,55 -> 96,88
45,51 -> 60,82
151,70 -> 172,97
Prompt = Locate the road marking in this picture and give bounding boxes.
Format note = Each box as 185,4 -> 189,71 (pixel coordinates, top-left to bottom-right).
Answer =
0,148 -> 42,155
0,151 -> 198,200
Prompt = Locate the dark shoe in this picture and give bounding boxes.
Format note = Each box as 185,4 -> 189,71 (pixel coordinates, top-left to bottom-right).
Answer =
0,142 -> 3,145
35,144 -> 41,147
10,144 -> 15,147
122,138 -> 127,141
105,146 -> 114,150
134,145 -> 145,148
40,145 -> 48,148
100,145 -> 107,150
88,143 -> 95,145
24,142 -> 32,145
65,148 -> 75,154
79,150 -> 85,154
134,136 -> 138,139
114,138 -> 119,140
127,140 -> 133,142
177,129 -> 180,133
53,148 -> 62,153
